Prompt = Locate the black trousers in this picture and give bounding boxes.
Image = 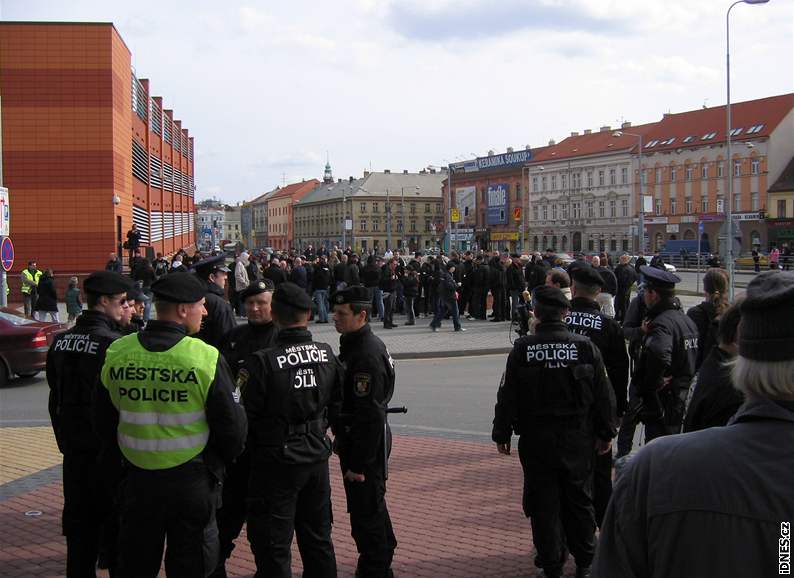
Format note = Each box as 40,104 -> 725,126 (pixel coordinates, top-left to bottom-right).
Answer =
382,291 -> 396,327
614,290 -> 631,323
247,460 -> 336,578
209,451 -> 251,578
341,463 -> 396,578
63,452 -> 109,578
518,434 -> 595,576
491,287 -> 507,320
593,450 -> 612,529
117,461 -> 219,578
460,286 -> 473,315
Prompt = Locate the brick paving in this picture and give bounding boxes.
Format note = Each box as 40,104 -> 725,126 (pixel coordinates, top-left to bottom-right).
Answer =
0,434 -> 591,578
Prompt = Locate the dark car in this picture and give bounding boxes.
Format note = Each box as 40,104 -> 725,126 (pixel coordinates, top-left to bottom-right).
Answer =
0,308 -> 64,386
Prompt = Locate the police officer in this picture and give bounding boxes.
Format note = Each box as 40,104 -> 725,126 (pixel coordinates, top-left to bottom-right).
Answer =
492,286 -> 616,578
566,267 -> 629,529
242,282 -> 341,578
331,285 -> 397,578
210,279 -> 278,578
192,254 -> 236,349
122,285 -> 147,333
46,270 -> 132,577
95,272 -> 247,577
634,265 -> 699,442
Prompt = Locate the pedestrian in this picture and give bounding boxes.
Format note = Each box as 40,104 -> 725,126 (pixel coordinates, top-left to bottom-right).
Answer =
242,282 -> 341,577
493,286 -> 617,578
331,285 -> 398,578
95,272 -> 247,577
566,267 -> 629,528
311,256 -> 332,324
429,261 -> 465,332
379,258 -> 400,329
770,244 -> 780,269
122,285 -> 147,333
263,256 -> 288,287
593,271 -> 794,578
20,260 -> 42,318
65,276 -> 82,325
594,256 -> 617,318
153,252 -> 169,279
460,251 -> 475,318
334,254 -> 349,291
170,254 -> 188,273
105,253 -> 123,274
751,247 -> 761,272
401,267 -> 419,325
613,254 -> 637,324
289,256 -> 308,292
192,254 -> 236,350
125,223 -> 141,266
488,254 -> 508,322
32,269 -> 59,322
132,256 -> 156,322
234,252 -> 251,317
46,270 -> 133,576
470,254 -> 488,320
683,301 -> 744,433
686,268 -> 730,371
507,254 -> 526,321
420,256 -> 436,318
634,266 -> 699,442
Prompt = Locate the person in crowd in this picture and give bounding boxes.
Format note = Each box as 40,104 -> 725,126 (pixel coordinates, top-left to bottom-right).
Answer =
122,285 -> 147,333
289,256 -> 308,293
234,252 -> 251,317
594,256 -> 618,318
193,255 -> 236,350
65,276 -> 82,325
47,271 -> 132,576
312,256 -> 332,324
132,257 -> 156,322
334,254 -> 349,291
429,261 -> 465,333
770,244 -> 780,269
687,268 -> 730,371
420,256 -> 437,318
105,253 -> 123,274
332,286 -> 398,578
170,254 -> 188,274
494,286 -> 616,578
379,258 -> 400,329
460,251 -> 475,319
95,273 -> 246,577
263,256 -> 288,287
593,271 -> 794,578
751,247 -> 761,272
153,252 -> 169,279
20,259 -> 42,318
35,269 -> 60,323
345,254 -> 361,288
125,224 -> 141,266
401,267 -> 420,326
470,254 -> 489,320
683,301 -> 744,433
507,254 -> 527,321
613,253 -> 637,324
545,268 -> 572,301
242,283 -> 341,577
488,254 -> 508,322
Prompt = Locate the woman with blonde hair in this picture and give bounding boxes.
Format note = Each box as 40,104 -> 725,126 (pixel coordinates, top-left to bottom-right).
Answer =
687,267 -> 730,370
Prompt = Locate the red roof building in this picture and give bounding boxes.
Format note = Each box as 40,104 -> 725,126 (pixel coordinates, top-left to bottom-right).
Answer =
265,180 -> 320,251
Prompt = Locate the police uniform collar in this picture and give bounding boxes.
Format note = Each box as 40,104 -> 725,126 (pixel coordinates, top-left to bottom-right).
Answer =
248,320 -> 275,331
340,323 -> 373,343
143,320 -> 187,336
206,280 -> 225,296
569,296 -> 601,312
645,299 -> 680,319
75,309 -> 117,330
276,326 -> 313,345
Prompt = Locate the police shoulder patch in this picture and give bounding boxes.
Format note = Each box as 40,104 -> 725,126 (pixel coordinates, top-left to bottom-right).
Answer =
353,373 -> 371,397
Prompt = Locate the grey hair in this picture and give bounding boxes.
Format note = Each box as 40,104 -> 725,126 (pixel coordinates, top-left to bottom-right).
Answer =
730,356 -> 794,401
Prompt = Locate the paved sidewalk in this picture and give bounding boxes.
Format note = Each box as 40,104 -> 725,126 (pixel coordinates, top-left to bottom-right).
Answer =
0,430 -> 581,578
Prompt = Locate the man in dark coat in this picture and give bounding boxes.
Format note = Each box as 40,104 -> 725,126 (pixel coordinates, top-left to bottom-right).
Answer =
593,271 -> 794,578
613,254 -> 637,323
192,255 -> 236,350
489,254 -> 508,322
263,258 -> 288,287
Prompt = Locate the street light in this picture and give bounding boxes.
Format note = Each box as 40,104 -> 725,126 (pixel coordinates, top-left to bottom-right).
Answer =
726,0 -> 769,299
613,130 -> 645,254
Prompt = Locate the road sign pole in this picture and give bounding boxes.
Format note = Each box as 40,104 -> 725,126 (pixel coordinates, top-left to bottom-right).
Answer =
696,221 -> 702,294
0,268 -> 6,308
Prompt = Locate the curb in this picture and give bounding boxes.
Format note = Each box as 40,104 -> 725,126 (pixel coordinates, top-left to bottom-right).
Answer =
391,347 -> 512,360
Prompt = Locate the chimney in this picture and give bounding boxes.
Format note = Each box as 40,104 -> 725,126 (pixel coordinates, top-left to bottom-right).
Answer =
621,121 -> 632,129
349,176 -> 354,183
403,169 -> 408,174
548,139 -> 556,146
506,147 -> 514,153
384,169 -> 390,174
487,150 -> 495,156
583,129 -> 592,135
663,113 -> 672,118
600,125 -> 611,132
571,131 -> 579,137
337,178 -> 342,183
525,144 -> 531,150
363,171 -> 370,177
429,168 -> 436,174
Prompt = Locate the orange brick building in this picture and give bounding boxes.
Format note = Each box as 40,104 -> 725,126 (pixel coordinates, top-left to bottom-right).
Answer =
266,179 -> 320,251
0,22 -> 195,279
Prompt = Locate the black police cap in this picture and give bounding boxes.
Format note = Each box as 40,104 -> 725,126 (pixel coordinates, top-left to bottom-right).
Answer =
273,282 -> 312,311
239,279 -> 274,302
83,271 -> 133,296
126,287 -> 147,303
191,254 -> 231,277
640,265 -> 681,289
533,286 -> 570,309
571,266 -> 605,288
151,272 -> 205,303
445,261 -> 456,270
332,285 -> 372,306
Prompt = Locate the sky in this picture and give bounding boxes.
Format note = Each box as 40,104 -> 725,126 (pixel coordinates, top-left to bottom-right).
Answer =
3,0 -> 793,204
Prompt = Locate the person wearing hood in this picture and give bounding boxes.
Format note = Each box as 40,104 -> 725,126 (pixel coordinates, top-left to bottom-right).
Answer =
193,255 -> 236,350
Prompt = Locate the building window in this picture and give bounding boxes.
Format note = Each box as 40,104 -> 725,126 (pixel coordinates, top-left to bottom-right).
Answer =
670,199 -> 677,214
686,198 -> 693,213
716,197 -> 724,212
717,162 -> 724,178
670,167 -> 677,181
542,205 -> 548,220
552,204 -> 558,220
734,160 -> 742,177
610,200 -> 616,218
655,198 -> 662,215
425,220 -> 431,231
410,220 -> 417,232
561,174 -> 568,189
562,204 -> 569,219
598,201 -> 605,218
425,203 -> 431,213
550,176 -> 556,190
573,203 -> 581,219
516,183 -> 522,200
622,238 -> 630,251
598,170 -> 605,186
574,173 -> 582,189
751,192 -> 759,211
702,197 -> 709,212
588,239 -> 595,251
360,219 -> 367,232
541,176 -> 547,191
621,167 -> 628,184
734,193 -> 742,212
655,168 -> 662,184
621,199 -> 628,217
778,199 -> 787,218
586,201 -> 594,218
372,219 -> 380,232
373,202 -> 379,213
587,172 -> 593,188
610,168 -> 616,185
701,165 -> 708,180
533,176 -> 539,192
533,206 -> 539,221
641,170 -> 647,185
610,238 -> 617,251
751,159 -> 760,175
685,166 -> 693,181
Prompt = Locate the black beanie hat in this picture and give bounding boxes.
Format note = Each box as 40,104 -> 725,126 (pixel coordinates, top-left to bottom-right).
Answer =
739,271 -> 794,361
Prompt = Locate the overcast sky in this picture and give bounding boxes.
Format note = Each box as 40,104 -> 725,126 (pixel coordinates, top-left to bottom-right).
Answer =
4,0 -> 793,203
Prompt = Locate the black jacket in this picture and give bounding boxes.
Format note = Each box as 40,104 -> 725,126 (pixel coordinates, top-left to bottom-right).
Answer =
263,264 -> 288,287
401,274 -> 420,298
379,267 -> 399,293
196,280 -> 237,350
614,263 -> 637,294
492,321 -> 617,446
47,310 -> 122,454
93,321 -> 247,478
362,264 -> 381,288
335,324 -> 395,474
597,266 -> 618,296
242,327 -> 342,465
686,301 -> 719,370
333,262 -> 348,284
311,264 -> 332,292
682,347 -> 744,432
221,321 -> 278,379
344,262 -> 361,286
34,275 -> 58,312
593,398 -> 794,578
566,297 -> 630,416
506,263 -> 525,291
289,265 -> 308,290
436,270 -> 457,301
488,258 -> 505,290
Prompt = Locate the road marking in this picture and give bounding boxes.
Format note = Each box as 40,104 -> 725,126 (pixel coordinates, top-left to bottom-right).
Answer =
392,423 -> 491,437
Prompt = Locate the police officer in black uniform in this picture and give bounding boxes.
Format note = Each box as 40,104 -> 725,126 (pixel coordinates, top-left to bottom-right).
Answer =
192,254 -> 236,349
493,286 -> 617,578
209,280 -> 278,578
242,282 -> 341,578
634,265 -> 699,442
46,270 -> 132,577
565,267 -> 629,528
93,272 -> 247,577
331,285 -> 397,578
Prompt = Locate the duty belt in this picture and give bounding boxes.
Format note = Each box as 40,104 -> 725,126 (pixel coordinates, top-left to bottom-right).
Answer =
287,418 -> 325,436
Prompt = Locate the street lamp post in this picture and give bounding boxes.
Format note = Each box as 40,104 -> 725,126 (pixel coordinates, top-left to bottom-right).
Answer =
386,188 -> 392,251
401,185 -> 419,251
342,187 -> 347,250
613,130 -> 645,254
726,0 -> 769,299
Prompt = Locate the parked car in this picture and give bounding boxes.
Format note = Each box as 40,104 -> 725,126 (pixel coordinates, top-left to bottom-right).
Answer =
0,308 -> 64,386
628,256 -> 677,274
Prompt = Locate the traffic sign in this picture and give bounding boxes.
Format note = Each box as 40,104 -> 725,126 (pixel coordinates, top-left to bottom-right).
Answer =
0,187 -> 9,237
1,237 -> 14,272
513,207 -> 522,222
698,221 -> 704,236
451,208 -> 460,223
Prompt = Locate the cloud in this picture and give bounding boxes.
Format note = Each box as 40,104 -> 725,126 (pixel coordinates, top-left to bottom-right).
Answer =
251,151 -> 324,170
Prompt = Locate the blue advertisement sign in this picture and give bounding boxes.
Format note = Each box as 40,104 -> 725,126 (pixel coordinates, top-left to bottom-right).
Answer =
486,184 -> 509,225
455,149 -> 533,174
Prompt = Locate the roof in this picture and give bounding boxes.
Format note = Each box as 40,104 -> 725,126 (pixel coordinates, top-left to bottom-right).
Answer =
267,179 -> 320,202
530,124 -> 657,164
249,187 -> 280,205
296,172 -> 446,206
769,154 -> 794,193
